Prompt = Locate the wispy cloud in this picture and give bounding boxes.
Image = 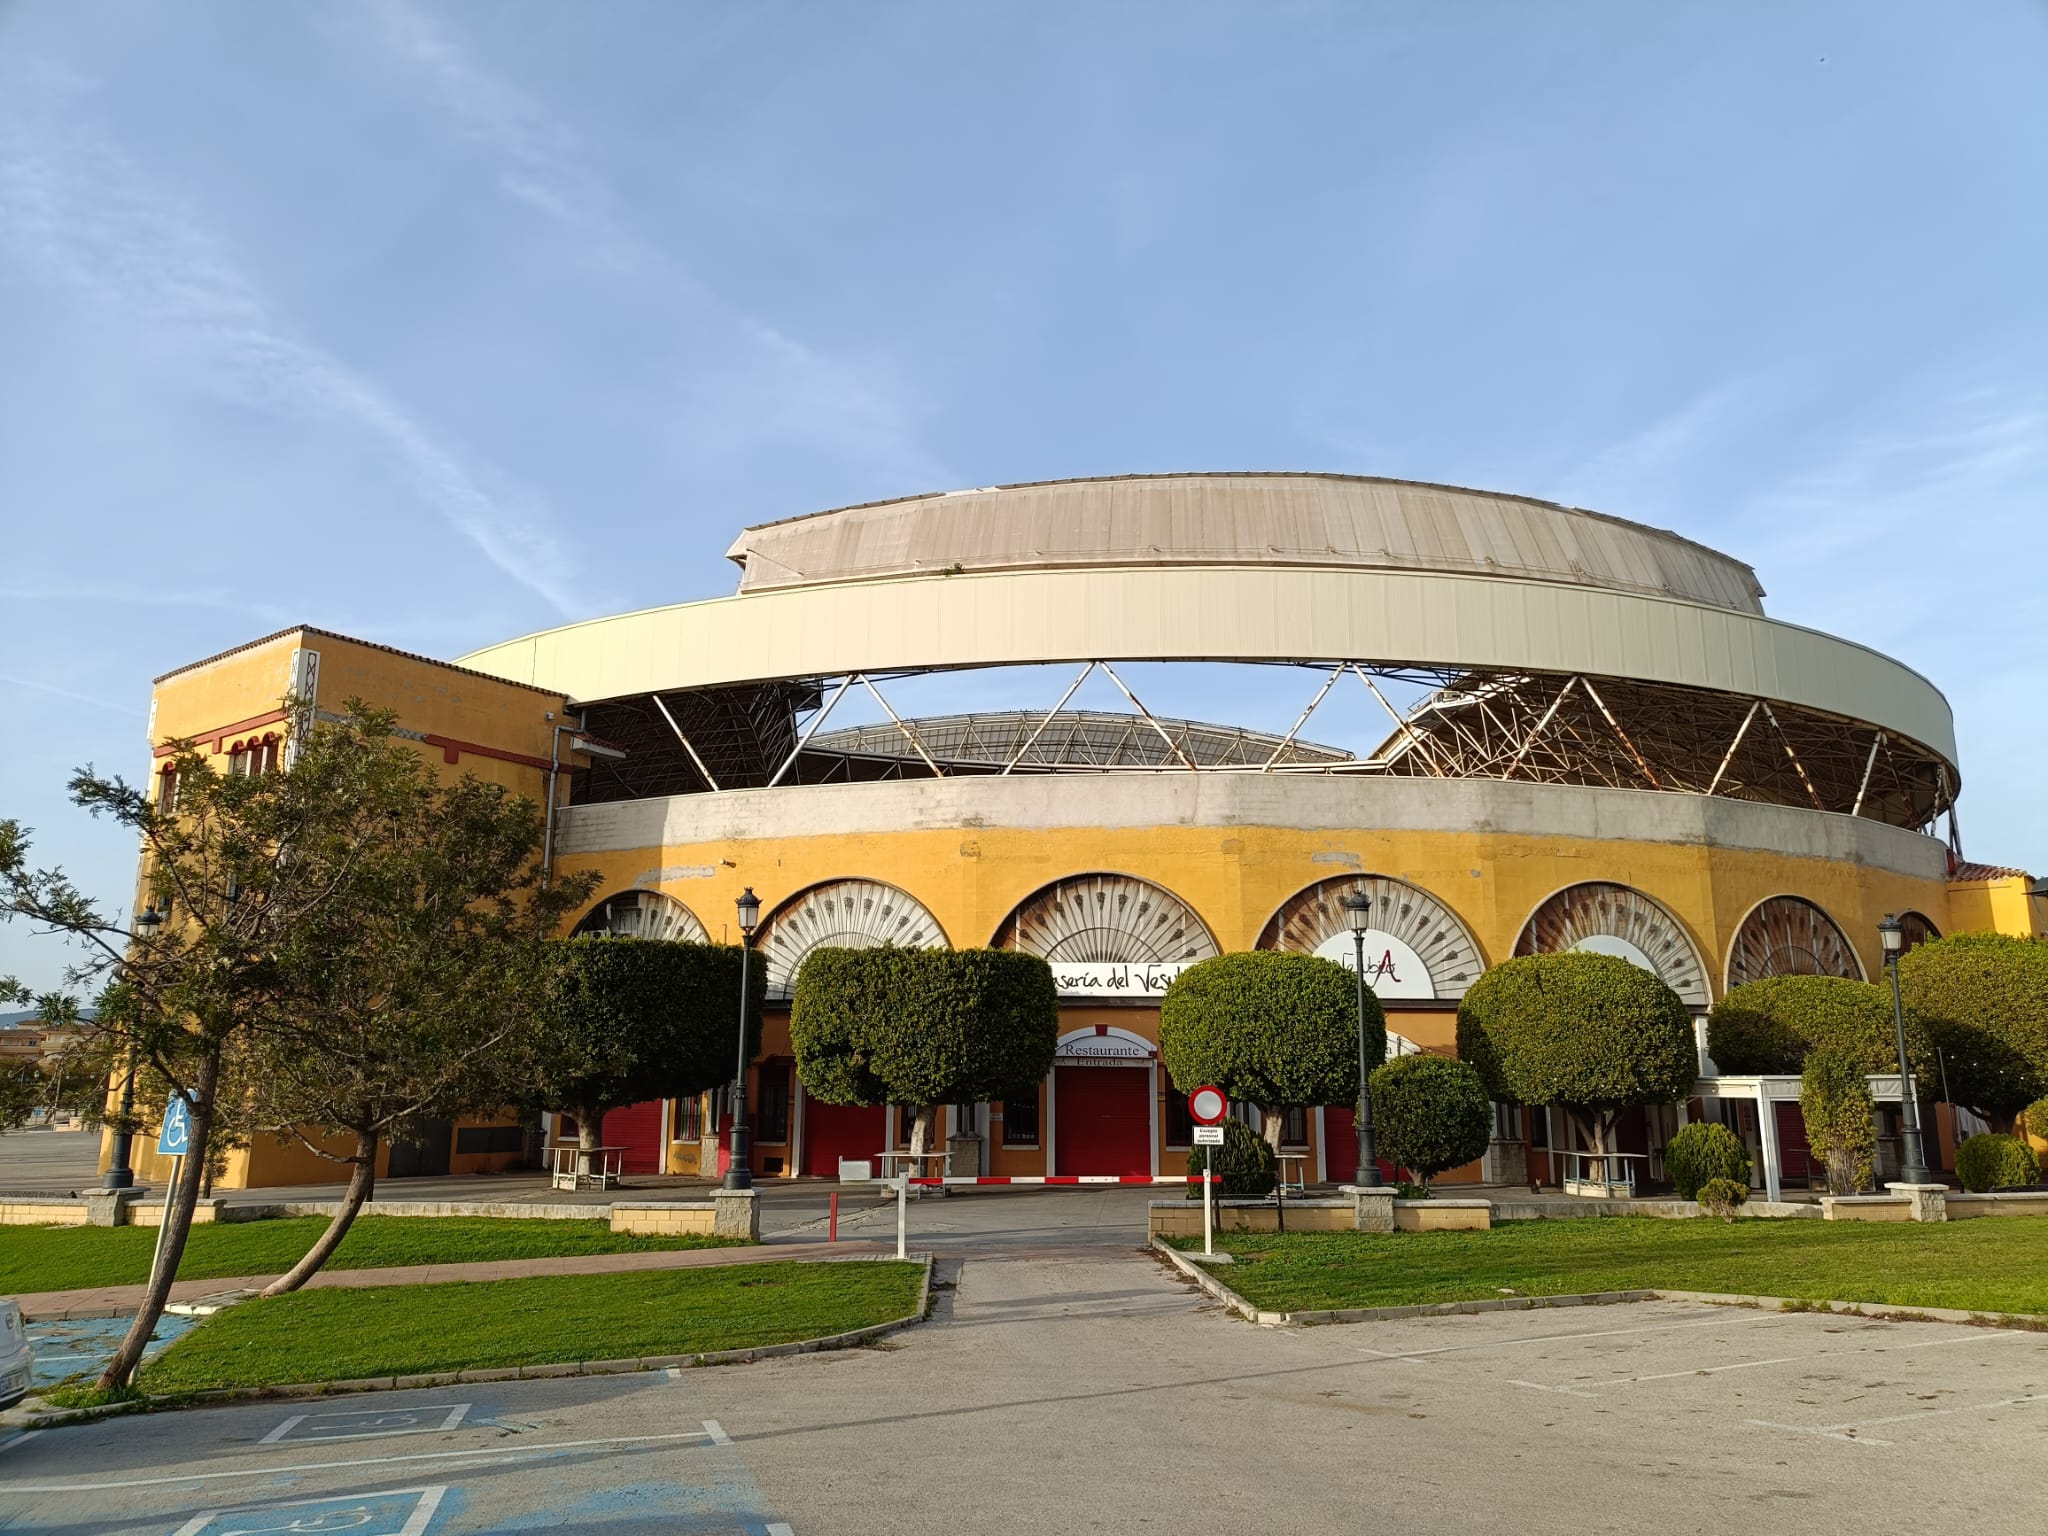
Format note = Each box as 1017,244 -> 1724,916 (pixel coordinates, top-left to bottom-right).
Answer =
367,0 -> 949,491
1549,383 -> 1745,517
0,65 -> 588,617
0,672 -> 144,718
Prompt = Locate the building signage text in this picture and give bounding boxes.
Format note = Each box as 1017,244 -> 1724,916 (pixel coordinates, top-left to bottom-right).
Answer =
1050,960 -> 1194,998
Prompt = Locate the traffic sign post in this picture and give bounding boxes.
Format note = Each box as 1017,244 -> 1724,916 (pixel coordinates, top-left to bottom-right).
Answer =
142,1092 -> 196,1337
1188,1088 -> 1228,1258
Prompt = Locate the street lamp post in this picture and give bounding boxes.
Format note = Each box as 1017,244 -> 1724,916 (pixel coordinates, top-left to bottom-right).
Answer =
103,903 -> 163,1190
1877,914 -> 1932,1184
1343,891 -> 1380,1185
724,887 -> 762,1192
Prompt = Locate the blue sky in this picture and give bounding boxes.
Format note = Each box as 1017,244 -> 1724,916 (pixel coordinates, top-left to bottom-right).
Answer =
2,2 -> 2043,992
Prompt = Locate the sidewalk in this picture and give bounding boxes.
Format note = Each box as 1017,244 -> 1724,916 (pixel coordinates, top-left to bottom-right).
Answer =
15,1236 -> 894,1321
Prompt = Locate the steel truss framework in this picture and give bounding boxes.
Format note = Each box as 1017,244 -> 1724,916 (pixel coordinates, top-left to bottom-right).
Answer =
566,659 -> 1959,842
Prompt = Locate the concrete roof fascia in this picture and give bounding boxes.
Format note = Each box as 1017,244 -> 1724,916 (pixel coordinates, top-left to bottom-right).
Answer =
454,564 -> 1957,770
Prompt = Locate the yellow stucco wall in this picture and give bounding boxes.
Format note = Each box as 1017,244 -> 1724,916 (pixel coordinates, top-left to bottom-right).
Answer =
553,822 -> 1957,995
1944,876 -> 2048,939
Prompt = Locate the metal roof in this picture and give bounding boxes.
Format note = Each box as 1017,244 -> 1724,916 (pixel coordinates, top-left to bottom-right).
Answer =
724,472 -> 1766,615
807,710 -> 1354,771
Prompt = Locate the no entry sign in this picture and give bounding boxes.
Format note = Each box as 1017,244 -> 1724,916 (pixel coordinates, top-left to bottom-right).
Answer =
1187,1085 -> 1228,1126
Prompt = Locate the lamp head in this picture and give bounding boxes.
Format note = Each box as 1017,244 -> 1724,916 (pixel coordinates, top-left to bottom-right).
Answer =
1877,912 -> 1904,957
1343,890 -> 1371,935
735,886 -> 761,937
134,905 -> 163,940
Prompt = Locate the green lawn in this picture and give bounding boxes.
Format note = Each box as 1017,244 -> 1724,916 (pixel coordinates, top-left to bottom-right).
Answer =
0,1216 -> 744,1296
1173,1216 -> 2048,1316
137,1261 -> 924,1391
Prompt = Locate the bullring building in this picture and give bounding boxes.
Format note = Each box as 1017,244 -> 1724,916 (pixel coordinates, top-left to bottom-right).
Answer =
124,474 -> 2044,1192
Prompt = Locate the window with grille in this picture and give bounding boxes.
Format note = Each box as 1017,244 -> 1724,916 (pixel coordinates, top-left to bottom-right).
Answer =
756,1065 -> 790,1144
1002,1088 -> 1039,1146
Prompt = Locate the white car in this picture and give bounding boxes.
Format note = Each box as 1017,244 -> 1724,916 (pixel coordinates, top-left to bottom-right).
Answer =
0,1301 -> 32,1408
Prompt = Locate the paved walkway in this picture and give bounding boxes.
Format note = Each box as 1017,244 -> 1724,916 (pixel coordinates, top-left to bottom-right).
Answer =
15,1237 -> 893,1320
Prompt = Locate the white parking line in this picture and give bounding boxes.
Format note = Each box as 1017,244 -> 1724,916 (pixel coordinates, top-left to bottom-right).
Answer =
259,1403 -> 471,1445
768,1524 -> 796,1535
703,1419 -> 734,1446
1,1430 -> 45,1453
1748,1392 -> 2048,1448
1358,1310 -> 1783,1363
8,1427 -> 719,1493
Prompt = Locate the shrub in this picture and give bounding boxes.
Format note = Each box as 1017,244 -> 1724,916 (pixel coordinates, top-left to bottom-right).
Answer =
2025,1096 -> 2048,1144
1663,1122 -> 1751,1199
1707,975 -> 1936,1078
1185,1115 -> 1275,1198
1369,1054 -> 1491,1187
1799,1047 -> 1876,1196
1900,934 -> 2048,1119
1161,951 -> 1375,1152
1456,952 -> 1697,1156
791,947 -> 1059,1154
1954,1133 -> 2042,1193
1696,1177 -> 1749,1220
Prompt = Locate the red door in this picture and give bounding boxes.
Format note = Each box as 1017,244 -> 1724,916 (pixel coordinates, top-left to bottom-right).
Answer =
601,1099 -> 664,1175
1775,1101 -> 1814,1188
1324,1107 -> 1400,1185
1054,1066 -> 1152,1176
803,1100 -> 888,1177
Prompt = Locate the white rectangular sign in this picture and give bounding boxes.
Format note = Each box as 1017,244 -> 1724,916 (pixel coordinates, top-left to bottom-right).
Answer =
1050,961 -> 1194,999
1192,1125 -> 1226,1146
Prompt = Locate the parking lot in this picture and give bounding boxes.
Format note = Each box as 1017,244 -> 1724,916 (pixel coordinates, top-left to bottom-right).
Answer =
5,1238 -> 2045,1535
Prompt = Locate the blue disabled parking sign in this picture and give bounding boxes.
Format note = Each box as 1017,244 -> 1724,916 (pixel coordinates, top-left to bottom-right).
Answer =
156,1093 -> 194,1157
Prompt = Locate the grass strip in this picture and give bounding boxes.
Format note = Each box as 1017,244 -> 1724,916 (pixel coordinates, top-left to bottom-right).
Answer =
1170,1215 -> 2048,1316
136,1261 -> 923,1391
1,1216 -> 744,1295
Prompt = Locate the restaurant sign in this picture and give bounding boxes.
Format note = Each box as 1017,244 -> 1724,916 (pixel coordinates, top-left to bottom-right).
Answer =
1049,960 -> 1195,999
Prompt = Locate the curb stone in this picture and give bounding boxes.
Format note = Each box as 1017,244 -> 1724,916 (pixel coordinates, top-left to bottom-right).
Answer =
1149,1237 -> 2048,1331
6,1254 -> 933,1429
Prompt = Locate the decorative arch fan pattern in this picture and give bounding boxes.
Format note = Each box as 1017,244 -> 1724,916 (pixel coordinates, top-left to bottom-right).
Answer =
996,873 -> 1219,965
1515,881 -> 1710,1009
1256,875 -> 1485,1000
572,889 -> 709,944
758,879 -> 948,998
1725,895 -> 1864,988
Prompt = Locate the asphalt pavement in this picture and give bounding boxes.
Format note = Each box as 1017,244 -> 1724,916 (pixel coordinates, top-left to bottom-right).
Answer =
5,1234 -> 2045,1534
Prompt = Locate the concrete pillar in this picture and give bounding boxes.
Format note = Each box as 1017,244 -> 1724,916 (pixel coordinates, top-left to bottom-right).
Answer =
82,1190 -> 139,1227
1755,1085 -> 1782,1203
712,1188 -> 760,1241
1340,1184 -> 1397,1234
1888,1182 -> 1949,1222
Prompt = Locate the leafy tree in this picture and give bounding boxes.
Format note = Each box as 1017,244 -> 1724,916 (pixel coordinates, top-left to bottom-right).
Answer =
1799,1047 -> 1875,1196
238,749 -> 596,1297
1662,1121 -> 1751,1199
1899,934 -> 2048,1122
1707,976 -> 1936,1079
1456,952 -> 1697,1162
1159,951 -> 1373,1153
1369,1054 -> 1491,1186
0,1057 -> 46,1132
791,947 -> 1058,1157
1184,1114 -> 1276,1197
0,700 -> 466,1388
529,935 -> 765,1168
1954,1133 -> 2041,1193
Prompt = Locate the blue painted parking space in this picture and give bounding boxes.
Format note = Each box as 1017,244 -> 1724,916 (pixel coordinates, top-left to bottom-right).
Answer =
167,1484 -> 448,1536
26,1314 -> 197,1388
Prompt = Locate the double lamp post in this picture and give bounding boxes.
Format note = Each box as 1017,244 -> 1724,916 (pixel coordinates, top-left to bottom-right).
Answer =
1343,890 -> 1380,1186
724,887 -> 762,1191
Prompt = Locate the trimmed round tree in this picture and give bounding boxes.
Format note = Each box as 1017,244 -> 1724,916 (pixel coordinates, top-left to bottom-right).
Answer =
1900,934 -> 2048,1123
1799,1046 -> 1876,1195
1708,975 -> 1938,1077
1368,1054 -> 1491,1187
530,935 -> 763,1165
1663,1122 -> 1751,1200
1457,952 -> 1697,1161
790,947 -> 1059,1157
1159,951 -> 1376,1153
